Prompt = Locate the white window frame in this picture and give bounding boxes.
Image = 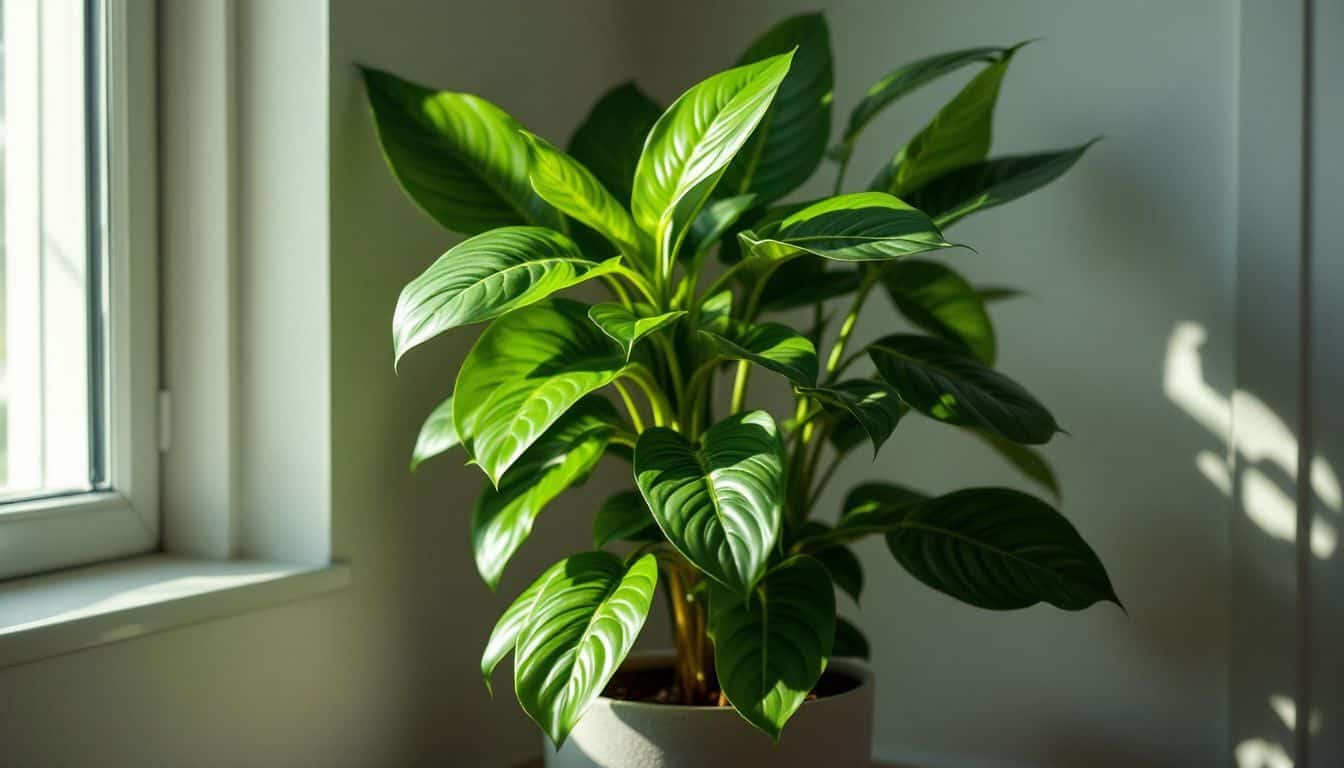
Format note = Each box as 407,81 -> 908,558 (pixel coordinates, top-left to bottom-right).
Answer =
0,0 -> 159,580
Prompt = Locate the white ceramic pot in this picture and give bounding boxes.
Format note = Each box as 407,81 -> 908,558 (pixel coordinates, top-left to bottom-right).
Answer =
544,653 -> 874,768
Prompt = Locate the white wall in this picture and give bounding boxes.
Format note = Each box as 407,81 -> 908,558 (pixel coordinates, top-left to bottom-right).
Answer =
3,1 -> 1329,766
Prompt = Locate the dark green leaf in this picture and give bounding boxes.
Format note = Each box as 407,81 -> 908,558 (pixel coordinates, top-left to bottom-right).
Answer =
393,227 -> 618,364
758,258 -> 860,312
700,319 -> 819,387
471,397 -> 617,588
708,555 -> 835,739
682,194 -> 758,266
568,82 -> 662,207
814,543 -> 864,603
634,411 -> 785,597
832,616 -> 870,659
886,488 -> 1119,610
970,429 -> 1061,501
592,489 -> 661,547
798,482 -> 928,550
739,192 -> 955,263
798,380 -> 906,455
868,334 -> 1060,444
454,299 -> 627,484
514,552 -> 658,746
699,290 -> 735,333
361,67 -> 562,234
721,13 -> 833,204
884,259 -> 996,364
906,141 -> 1097,228
588,304 -> 686,360
411,395 -> 457,471
978,285 -> 1026,304
520,131 -> 646,258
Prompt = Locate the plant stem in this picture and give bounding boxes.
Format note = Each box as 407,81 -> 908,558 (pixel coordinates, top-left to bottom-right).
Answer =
729,361 -> 751,413
603,275 -> 633,307
824,271 -> 877,380
612,381 -> 646,433
626,367 -> 675,429
660,556 -> 714,704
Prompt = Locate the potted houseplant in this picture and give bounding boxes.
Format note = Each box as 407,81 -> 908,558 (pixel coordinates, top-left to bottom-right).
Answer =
364,12 -> 1119,767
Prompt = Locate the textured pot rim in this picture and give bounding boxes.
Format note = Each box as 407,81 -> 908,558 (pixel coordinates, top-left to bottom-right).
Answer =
594,650 -> 874,713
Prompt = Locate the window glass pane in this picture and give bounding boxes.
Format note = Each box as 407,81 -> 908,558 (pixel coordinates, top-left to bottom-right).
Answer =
0,0 -> 105,504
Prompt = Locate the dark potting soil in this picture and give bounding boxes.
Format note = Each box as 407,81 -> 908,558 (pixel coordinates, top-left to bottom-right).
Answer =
601,663 -> 861,706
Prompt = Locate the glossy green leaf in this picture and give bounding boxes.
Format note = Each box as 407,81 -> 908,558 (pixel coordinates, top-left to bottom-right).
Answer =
708,555 -> 835,739
514,552 -> 658,746
906,141 -> 1097,228
838,46 -> 1004,153
798,380 -> 906,455
886,488 -> 1119,610
813,542 -> 863,603
699,290 -> 735,333
870,46 -> 1022,198
632,52 -> 794,255
520,131 -> 645,258
592,490 -> 661,548
361,67 -> 562,234
682,194 -> 758,266
971,429 -> 1061,501
634,411 -> 785,597
410,395 -> 458,471
868,334 -> 1060,444
798,482 -> 928,550
588,303 -> 686,360
721,14 -> 833,204
481,559 -> 565,695
757,259 -> 860,312
700,319 -> 818,387
568,82 -> 662,206
832,616 -> 870,659
739,192 -> 955,263
454,299 -> 627,484
883,259 -> 996,364
472,397 -> 618,588
393,227 -> 618,364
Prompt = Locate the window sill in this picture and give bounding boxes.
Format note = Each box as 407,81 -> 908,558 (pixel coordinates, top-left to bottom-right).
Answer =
0,554 -> 351,668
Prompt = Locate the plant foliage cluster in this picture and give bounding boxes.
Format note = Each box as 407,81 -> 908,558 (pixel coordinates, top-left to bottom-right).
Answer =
364,12 -> 1118,745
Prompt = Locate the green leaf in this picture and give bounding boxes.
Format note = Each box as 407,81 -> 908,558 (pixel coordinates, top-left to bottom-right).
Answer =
757,259 -> 860,312
798,482 -> 928,550
681,194 -> 758,266
519,131 -> 646,259
970,429 -> 1061,501
886,488 -> 1119,610
361,67 -> 562,234
978,285 -> 1025,304
568,82 -> 662,206
906,141 -> 1097,228
739,192 -> 956,263
588,303 -> 686,360
632,52 -> 794,256
798,380 -> 906,455
833,616 -> 870,659
813,543 -> 863,604
393,227 -> 618,364
592,489 -> 661,547
514,552 -> 659,747
870,47 -> 1022,198
410,395 -> 458,471
472,397 -> 618,588
481,559 -> 565,695
700,319 -> 818,387
721,13 -> 833,204
699,290 -> 735,333
838,46 -> 1005,155
634,411 -> 785,597
868,334 -> 1060,444
454,299 -> 627,484
708,555 -> 835,739
883,259 -> 996,364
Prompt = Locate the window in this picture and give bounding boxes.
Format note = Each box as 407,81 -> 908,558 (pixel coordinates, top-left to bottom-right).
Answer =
0,0 -> 158,579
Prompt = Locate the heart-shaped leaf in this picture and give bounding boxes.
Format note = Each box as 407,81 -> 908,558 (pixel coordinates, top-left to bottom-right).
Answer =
472,397 -> 618,588
739,192 -> 955,263
870,46 -> 1024,198
393,227 -> 618,364
832,616 -> 869,659
520,131 -> 646,259
837,46 -> 1005,157
588,304 -> 686,360
411,395 -> 458,471
868,334 -> 1060,444
797,482 -> 928,551
481,558 -> 566,694
568,82 -> 662,207
632,52 -> 794,255
592,489 -> 661,548
886,487 -> 1119,610
454,299 -> 627,484
883,259 -> 996,364
700,319 -> 818,387
708,555 -> 835,739
515,552 -> 658,747
361,67 -> 562,234
906,141 -> 1097,228
798,380 -> 906,455
634,411 -> 785,597
720,13 -> 833,204
970,429 -> 1061,501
